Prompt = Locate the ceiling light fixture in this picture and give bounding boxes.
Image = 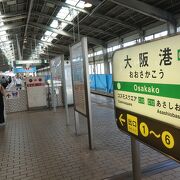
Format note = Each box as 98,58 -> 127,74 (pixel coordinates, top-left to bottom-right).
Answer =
84,0 -> 92,8
46,2 -> 55,8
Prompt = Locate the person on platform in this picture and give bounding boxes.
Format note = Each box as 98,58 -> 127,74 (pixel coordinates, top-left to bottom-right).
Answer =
0,83 -> 5,126
1,76 -> 8,89
15,76 -> 22,90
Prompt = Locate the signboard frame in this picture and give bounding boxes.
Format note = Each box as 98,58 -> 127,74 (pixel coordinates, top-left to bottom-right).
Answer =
70,40 -> 87,116
70,37 -> 93,149
50,56 -> 62,112
50,55 -> 70,125
112,33 -> 180,163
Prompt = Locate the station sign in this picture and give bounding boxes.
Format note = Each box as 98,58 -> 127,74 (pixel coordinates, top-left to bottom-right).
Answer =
26,77 -> 45,87
113,34 -> 180,162
15,60 -> 42,64
14,67 -> 36,73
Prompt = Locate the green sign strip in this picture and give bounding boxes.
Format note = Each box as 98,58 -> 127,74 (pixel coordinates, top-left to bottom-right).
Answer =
114,81 -> 180,99
178,49 -> 180,61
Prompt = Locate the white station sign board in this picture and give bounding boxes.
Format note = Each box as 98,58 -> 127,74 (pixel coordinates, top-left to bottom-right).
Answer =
26,77 -> 47,108
113,34 -> 180,161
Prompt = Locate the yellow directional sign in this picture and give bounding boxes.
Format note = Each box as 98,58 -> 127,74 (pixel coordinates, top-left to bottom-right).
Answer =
115,108 -> 180,162
161,131 -> 174,149
140,122 -> 149,137
127,114 -> 138,136
119,114 -> 126,126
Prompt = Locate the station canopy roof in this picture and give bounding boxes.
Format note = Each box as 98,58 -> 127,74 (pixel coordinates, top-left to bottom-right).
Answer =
0,0 -> 180,70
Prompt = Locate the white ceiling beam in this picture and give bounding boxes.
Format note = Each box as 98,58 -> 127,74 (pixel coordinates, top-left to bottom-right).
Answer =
29,22 -> 105,45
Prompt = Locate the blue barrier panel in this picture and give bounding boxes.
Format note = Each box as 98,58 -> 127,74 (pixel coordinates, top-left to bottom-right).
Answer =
106,74 -> 113,93
90,75 -> 96,90
90,74 -> 113,93
95,74 -> 107,92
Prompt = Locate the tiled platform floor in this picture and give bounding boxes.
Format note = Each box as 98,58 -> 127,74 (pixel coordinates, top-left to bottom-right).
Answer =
0,94 -> 179,180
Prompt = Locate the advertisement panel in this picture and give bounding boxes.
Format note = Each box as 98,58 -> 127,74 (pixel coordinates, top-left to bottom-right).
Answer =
26,77 -> 47,108
113,34 -> 180,161
70,37 -> 93,149
71,41 -> 86,115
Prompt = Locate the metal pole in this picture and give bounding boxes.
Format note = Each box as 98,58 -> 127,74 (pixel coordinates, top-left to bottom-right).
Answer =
64,94 -> 70,125
87,110 -> 93,150
75,111 -> 80,135
131,137 -> 141,180
62,58 -> 70,126
50,71 -> 56,112
92,48 -> 96,91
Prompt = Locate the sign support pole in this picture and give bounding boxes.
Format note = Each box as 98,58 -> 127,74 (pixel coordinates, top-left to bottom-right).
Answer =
64,88 -> 70,126
50,71 -> 56,112
131,137 -> 141,180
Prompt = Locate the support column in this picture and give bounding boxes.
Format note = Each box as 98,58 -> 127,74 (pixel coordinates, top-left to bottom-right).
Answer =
92,48 -> 96,75
167,22 -> 177,35
119,38 -> 124,48
139,30 -> 145,43
103,45 -> 110,74
16,34 -> 22,60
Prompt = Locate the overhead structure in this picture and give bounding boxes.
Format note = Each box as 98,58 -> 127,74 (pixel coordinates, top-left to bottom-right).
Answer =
0,0 -> 179,70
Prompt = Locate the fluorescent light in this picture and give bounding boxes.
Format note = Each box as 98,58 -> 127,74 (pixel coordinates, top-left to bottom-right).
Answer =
16,60 -> 42,64
57,7 -> 69,19
66,0 -> 78,6
45,31 -> 52,36
50,20 -> 59,28
46,2 -> 55,8
84,3 -> 92,7
84,0 -> 92,8
77,1 -> 85,8
7,0 -> 16,5
51,33 -> 58,37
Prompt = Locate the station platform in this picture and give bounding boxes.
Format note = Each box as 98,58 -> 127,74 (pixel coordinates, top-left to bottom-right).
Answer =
0,94 -> 179,180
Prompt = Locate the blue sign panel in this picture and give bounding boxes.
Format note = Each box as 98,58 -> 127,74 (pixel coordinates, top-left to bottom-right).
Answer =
14,67 -> 36,73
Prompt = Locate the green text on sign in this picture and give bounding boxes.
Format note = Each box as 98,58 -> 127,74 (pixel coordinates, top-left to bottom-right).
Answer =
138,97 -> 145,104
178,49 -> 180,61
147,98 -> 155,106
114,81 -> 180,99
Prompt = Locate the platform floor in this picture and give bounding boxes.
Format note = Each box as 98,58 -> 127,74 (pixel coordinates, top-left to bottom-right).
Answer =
0,94 -> 179,180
